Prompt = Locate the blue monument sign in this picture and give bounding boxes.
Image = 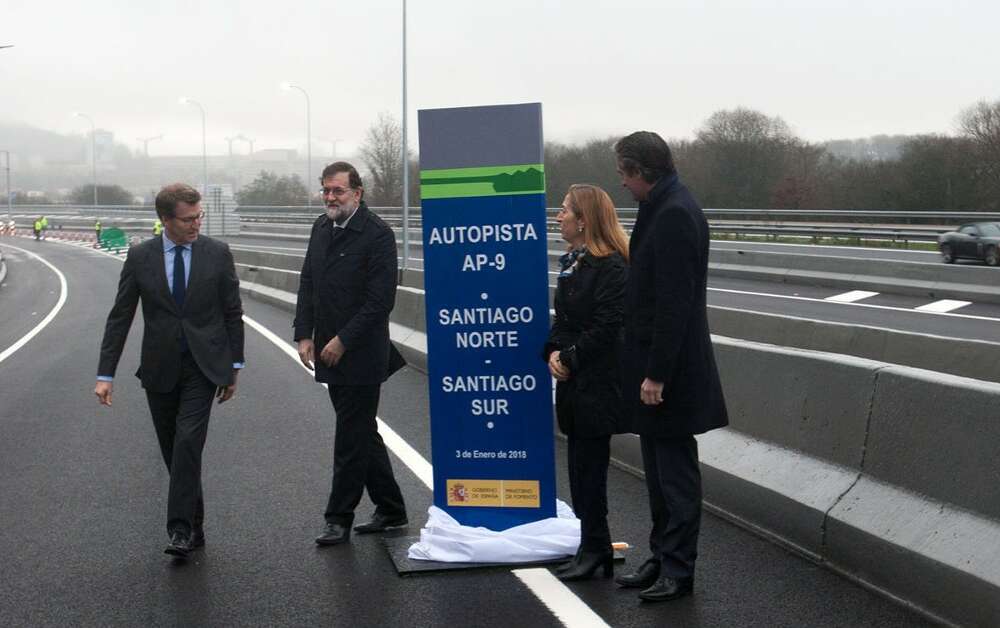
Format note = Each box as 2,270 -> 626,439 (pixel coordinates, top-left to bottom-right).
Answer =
418,102 -> 556,530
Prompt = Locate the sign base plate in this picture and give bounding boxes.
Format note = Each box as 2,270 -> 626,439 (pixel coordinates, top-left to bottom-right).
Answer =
383,536 -> 625,576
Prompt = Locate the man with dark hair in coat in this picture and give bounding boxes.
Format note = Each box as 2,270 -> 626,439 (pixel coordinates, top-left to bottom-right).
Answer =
294,161 -> 408,546
95,182 -> 245,559
611,131 -> 728,602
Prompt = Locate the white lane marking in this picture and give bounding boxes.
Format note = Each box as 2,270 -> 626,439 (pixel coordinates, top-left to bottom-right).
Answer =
512,569 -> 611,628
915,299 -> 972,313
709,287 -> 1000,324
710,240 -> 940,256
0,245 -> 69,365
244,316 -> 596,627
825,290 -> 880,303
240,315 -> 434,488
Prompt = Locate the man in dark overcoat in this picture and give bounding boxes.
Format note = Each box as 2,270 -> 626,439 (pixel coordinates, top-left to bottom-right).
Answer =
611,132 -> 728,601
294,161 -> 407,546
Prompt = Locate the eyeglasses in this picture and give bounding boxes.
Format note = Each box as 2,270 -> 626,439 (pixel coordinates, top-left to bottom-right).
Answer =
172,211 -> 205,225
320,186 -> 355,197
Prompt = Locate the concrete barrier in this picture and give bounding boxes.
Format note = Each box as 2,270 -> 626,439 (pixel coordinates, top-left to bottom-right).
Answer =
235,264 -> 300,295
828,368 -> 1000,627
683,340 -> 1000,626
230,248 -> 306,272
708,306 -> 1000,384
694,340 -> 881,556
393,286 -> 427,333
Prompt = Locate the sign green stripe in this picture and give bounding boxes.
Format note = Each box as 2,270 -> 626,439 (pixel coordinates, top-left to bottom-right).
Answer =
420,163 -> 545,199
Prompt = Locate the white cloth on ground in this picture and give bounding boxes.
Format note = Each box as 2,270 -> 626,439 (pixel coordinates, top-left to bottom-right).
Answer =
407,500 -> 580,563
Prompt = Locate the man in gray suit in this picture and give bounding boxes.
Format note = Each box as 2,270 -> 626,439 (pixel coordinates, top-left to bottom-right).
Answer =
95,183 -> 245,559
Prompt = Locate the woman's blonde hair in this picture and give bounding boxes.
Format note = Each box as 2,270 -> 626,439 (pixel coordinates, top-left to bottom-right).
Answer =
565,183 -> 629,261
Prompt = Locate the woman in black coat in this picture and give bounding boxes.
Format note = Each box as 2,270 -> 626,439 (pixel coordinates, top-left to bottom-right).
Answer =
543,184 -> 629,581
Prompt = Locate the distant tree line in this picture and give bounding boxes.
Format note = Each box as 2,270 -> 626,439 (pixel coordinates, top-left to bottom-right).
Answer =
69,184 -> 135,205
236,171 -> 309,206
234,99 -> 1000,211
544,101 -> 1000,211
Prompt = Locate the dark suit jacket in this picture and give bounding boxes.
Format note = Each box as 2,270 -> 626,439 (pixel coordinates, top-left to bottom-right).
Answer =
544,251 -> 628,438
293,202 -> 405,385
623,174 -> 728,437
97,235 -> 245,393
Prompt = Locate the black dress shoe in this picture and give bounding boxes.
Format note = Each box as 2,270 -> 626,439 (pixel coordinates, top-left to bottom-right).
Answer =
315,522 -> 351,546
557,551 -> 614,582
164,531 -> 193,558
353,513 -> 408,535
615,559 -> 659,588
638,576 -> 694,602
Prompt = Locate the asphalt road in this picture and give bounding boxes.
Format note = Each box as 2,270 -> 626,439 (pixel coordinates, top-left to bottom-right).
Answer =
0,236 -> 939,627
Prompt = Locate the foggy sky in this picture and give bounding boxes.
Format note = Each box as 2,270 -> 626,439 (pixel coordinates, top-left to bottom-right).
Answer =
3,0 -> 999,157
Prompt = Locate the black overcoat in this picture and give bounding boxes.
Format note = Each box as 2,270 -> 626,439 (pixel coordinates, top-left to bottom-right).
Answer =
293,202 -> 405,385
623,174 -> 728,437
543,251 -> 628,438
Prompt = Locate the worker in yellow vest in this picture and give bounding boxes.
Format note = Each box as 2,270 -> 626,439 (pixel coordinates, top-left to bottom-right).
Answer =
152,218 -> 163,236
40,215 -> 49,240
34,217 -> 43,240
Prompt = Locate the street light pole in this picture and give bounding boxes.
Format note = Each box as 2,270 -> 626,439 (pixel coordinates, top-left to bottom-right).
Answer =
325,138 -> 342,159
282,82 -> 312,205
73,112 -> 98,206
2,150 -> 11,221
137,134 -> 163,158
237,134 -> 255,156
179,97 -> 208,198
401,0 -> 410,274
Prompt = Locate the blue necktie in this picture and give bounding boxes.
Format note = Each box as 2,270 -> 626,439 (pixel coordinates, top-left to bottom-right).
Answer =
173,245 -> 189,353
172,245 -> 186,309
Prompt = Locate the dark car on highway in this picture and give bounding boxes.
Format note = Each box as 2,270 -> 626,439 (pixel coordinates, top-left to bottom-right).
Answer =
938,222 -> 1000,265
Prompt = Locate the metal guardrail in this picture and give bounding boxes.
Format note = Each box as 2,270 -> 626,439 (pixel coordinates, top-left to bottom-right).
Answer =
10,204 -> 1000,244
16,204 -> 999,220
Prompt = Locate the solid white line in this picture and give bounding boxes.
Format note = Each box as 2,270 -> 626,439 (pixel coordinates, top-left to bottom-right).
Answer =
825,290 -> 880,303
0,245 -> 69,365
711,240 -> 940,256
709,287 -> 1000,324
244,318 -> 594,627
915,299 -> 972,313
512,569 -> 611,628
240,315 -> 434,489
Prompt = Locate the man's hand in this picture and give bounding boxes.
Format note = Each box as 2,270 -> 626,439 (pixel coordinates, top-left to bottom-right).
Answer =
548,350 -> 570,382
320,336 -> 346,367
217,370 -> 239,404
641,378 -> 664,405
297,339 -> 315,370
95,381 -> 113,406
